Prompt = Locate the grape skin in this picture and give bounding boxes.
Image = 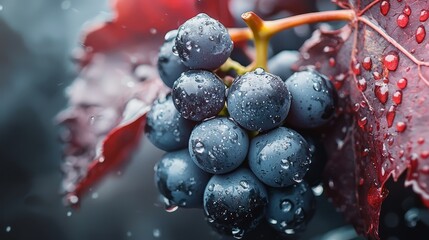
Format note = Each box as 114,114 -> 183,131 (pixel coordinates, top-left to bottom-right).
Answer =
154,149 -> 211,208
145,94 -> 194,151
267,50 -> 299,82
189,117 -> 249,174
203,168 -> 268,238
172,70 -> 226,121
248,127 -> 311,188
227,68 -> 291,132
174,13 -> 233,70
266,182 -> 316,234
157,30 -> 190,88
284,70 -> 337,129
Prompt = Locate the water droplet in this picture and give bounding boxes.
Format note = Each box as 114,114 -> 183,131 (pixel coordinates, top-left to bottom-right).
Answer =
126,231 -> 132,237
5,226 -> 11,233
386,105 -> 396,128
358,117 -> 368,129
374,82 -> 389,104
268,218 -> 278,225
418,137 -> 425,144
164,198 -> 179,213
397,13 -> 409,28
420,151 -> 429,159
323,46 -> 335,53
69,195 -> 79,204
373,71 -> 381,80
403,5 -> 411,16
357,78 -> 367,91
231,227 -> 245,239
416,25 -> 426,43
383,51 -> 399,71
280,200 -> 293,212
404,208 -> 420,227
66,211 -> 72,217
185,41 -> 192,50
420,9 -> 429,22
311,184 -> 324,196
280,159 -> 290,169
195,141 -> 205,154
397,78 -> 407,89
353,62 -> 361,75
380,1 -> 390,16
392,90 -> 402,104
293,173 -> 303,183
239,180 -> 249,189
153,228 -> 161,238
362,57 -> 372,70
285,229 -> 295,234
313,81 -> 322,91
329,57 -> 336,67
396,122 -> 407,132
150,28 -> 157,34
254,68 -> 265,75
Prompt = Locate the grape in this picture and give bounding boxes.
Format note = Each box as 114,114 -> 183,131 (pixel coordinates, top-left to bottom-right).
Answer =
266,182 -> 316,234
227,68 -> 291,131
284,70 -> 337,129
174,13 -> 233,70
154,149 -> 211,208
203,168 -> 268,238
189,117 -> 248,174
145,94 -> 194,151
267,50 -> 299,81
172,70 -> 226,121
157,30 -> 190,88
248,127 -> 311,188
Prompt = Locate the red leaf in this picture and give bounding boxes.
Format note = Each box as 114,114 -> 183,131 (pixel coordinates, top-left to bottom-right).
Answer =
65,100 -> 150,206
297,1 -> 429,238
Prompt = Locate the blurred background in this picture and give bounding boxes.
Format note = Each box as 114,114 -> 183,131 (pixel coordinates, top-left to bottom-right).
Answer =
1,0 -> 427,239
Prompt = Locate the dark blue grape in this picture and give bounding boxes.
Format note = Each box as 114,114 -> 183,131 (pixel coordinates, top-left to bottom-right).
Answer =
284,70 -> 337,129
266,182 -> 316,234
267,50 -> 299,82
227,68 -> 291,132
145,94 -> 194,151
203,168 -> 268,239
174,13 -> 233,70
154,149 -> 211,208
157,30 -> 189,88
172,70 -> 225,121
248,127 -> 311,188
189,117 -> 248,174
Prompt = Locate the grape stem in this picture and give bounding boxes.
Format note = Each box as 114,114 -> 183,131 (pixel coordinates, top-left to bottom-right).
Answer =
229,10 -> 356,70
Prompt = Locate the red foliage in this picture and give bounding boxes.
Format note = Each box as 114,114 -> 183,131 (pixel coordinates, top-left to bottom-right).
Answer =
297,0 -> 429,238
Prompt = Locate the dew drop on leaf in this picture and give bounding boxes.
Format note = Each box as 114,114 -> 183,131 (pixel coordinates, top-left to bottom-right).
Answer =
380,1 -> 390,16
386,105 -> 396,128
397,14 -> 409,28
396,122 -> 407,132
374,82 -> 389,104
397,78 -> 408,89
420,9 -> 429,22
416,25 -> 426,44
383,51 -> 399,71
392,90 -> 402,105
362,57 -> 372,70
403,5 -> 411,16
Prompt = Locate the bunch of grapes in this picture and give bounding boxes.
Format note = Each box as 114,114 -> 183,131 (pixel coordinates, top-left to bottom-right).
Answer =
147,13 -> 337,239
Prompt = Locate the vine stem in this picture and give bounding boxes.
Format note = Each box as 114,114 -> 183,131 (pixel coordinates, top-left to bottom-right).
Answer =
229,10 -> 356,70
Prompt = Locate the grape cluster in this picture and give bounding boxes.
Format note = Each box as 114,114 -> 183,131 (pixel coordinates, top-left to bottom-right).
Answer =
150,13 -> 337,239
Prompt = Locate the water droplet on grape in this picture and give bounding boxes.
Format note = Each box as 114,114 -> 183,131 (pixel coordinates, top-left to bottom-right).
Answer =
153,229 -> 161,238
254,68 -> 265,75
195,141 -> 205,154
239,180 -> 249,189
231,227 -> 244,239
280,200 -> 293,212
404,208 -> 420,227
280,159 -> 290,169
